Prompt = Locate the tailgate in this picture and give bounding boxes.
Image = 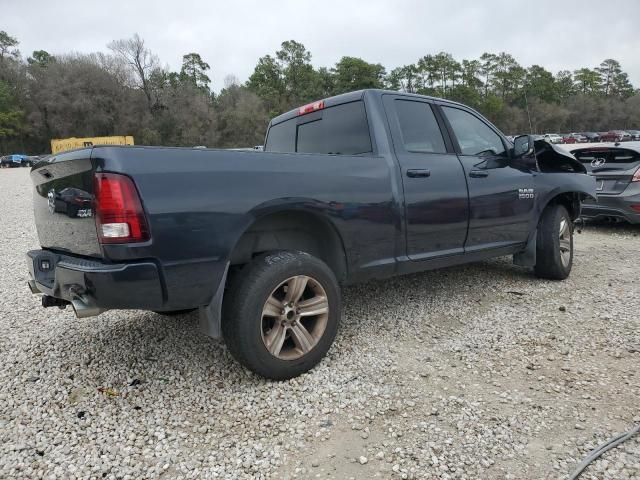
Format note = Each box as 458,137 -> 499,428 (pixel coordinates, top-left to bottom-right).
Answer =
30,148 -> 102,258
572,147 -> 640,194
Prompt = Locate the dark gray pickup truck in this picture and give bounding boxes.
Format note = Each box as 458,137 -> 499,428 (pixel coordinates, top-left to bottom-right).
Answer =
27,89 -> 596,379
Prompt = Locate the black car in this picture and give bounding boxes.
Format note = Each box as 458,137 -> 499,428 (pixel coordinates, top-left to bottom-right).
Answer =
50,187 -> 93,218
579,132 -> 601,143
567,144 -> 640,223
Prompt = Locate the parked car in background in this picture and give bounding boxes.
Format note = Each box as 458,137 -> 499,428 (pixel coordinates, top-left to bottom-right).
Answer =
599,130 -> 631,142
544,134 -> 563,144
0,154 -> 31,167
626,130 -> 640,141
570,133 -> 588,143
565,144 -> 640,224
562,134 -> 588,144
579,132 -> 601,143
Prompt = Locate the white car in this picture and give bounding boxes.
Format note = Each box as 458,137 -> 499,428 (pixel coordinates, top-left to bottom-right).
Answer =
543,134 -> 563,144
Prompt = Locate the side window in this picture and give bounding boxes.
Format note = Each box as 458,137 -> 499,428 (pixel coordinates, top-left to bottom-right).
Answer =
441,106 -> 506,157
264,119 -> 296,153
296,101 -> 372,155
394,100 -> 446,154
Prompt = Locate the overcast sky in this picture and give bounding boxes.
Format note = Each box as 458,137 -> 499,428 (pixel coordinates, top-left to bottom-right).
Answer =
3,0 -> 639,91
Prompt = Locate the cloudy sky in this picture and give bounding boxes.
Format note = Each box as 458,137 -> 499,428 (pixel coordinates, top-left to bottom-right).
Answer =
3,0 -> 639,91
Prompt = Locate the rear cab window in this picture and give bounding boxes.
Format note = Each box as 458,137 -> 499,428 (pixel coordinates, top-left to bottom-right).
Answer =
265,100 -> 372,155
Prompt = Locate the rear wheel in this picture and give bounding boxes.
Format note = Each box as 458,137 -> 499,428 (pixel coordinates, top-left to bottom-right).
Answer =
534,204 -> 573,280
222,251 -> 340,380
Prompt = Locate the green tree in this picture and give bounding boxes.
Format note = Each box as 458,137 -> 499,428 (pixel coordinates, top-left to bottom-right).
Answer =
596,59 -> 635,98
555,70 -> 575,100
460,59 -> 482,90
0,31 -> 19,62
275,40 -> 317,104
246,54 -> 285,116
573,68 -> 601,95
180,53 -> 211,91
0,79 -> 25,147
332,56 -> 385,94
491,52 -> 523,99
524,65 -> 556,102
596,59 -> 620,96
27,50 -> 55,67
479,53 -> 497,97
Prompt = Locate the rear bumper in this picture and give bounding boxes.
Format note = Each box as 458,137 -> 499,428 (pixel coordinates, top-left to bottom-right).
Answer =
26,249 -> 164,310
581,189 -> 640,224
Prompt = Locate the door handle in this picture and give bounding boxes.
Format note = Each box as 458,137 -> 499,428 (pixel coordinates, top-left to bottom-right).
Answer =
469,170 -> 489,178
406,169 -> 431,178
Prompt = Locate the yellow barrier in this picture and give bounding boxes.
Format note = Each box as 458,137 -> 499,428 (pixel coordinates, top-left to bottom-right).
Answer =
50,136 -> 134,154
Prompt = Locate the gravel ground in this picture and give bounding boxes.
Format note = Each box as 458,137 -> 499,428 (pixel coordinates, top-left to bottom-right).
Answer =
0,167 -> 638,480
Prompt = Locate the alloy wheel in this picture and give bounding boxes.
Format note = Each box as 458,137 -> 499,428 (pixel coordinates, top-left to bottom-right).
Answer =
558,218 -> 572,267
260,275 -> 329,360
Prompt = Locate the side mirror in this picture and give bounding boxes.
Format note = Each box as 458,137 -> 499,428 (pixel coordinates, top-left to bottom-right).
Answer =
512,135 -> 534,158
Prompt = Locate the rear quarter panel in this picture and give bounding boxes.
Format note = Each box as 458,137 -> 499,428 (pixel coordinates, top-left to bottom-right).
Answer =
92,146 -> 397,306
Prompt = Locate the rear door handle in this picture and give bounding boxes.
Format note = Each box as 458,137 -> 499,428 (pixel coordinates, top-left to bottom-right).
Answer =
406,169 -> 431,178
469,170 -> 489,178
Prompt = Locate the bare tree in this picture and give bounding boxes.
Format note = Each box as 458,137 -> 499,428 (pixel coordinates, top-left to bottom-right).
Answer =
108,34 -> 158,112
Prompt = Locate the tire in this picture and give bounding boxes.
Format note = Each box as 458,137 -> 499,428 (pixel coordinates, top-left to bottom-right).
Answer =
534,204 -> 573,280
222,251 -> 341,380
153,309 -> 196,316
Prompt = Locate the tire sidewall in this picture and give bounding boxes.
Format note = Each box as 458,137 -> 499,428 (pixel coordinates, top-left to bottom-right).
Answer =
554,205 -> 573,276
224,252 -> 341,379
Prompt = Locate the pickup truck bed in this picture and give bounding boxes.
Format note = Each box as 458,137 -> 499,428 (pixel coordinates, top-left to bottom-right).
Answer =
27,89 -> 596,379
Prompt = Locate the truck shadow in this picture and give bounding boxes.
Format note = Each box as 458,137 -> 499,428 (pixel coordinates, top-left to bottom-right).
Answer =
65,255 -> 536,383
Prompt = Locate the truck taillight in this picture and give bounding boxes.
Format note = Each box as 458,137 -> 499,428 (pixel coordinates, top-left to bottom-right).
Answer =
94,173 -> 150,244
298,100 -> 324,116
632,168 -> 640,183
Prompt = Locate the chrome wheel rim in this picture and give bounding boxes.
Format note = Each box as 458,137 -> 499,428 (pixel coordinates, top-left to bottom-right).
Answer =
260,275 -> 329,360
558,218 -> 572,267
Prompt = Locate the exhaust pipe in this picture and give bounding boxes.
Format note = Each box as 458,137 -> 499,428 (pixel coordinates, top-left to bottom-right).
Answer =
28,280 -> 41,294
67,286 -> 107,318
71,298 -> 106,318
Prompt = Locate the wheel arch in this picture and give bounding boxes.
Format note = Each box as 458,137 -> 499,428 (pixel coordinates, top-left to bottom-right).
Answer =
541,191 -> 583,221
515,189 -> 589,268
228,206 -> 349,283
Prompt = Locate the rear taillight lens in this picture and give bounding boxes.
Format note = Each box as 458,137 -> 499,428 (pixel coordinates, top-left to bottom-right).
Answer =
632,168 -> 640,183
94,173 -> 150,244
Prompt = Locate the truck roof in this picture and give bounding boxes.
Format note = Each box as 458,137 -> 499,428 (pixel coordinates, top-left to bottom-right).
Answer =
270,89 -> 468,126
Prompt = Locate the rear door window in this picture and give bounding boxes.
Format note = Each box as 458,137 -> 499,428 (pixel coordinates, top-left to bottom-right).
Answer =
265,101 -> 372,155
393,100 -> 446,153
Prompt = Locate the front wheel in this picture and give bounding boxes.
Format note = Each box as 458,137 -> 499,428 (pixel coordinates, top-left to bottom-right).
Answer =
222,251 -> 341,380
534,204 -> 573,280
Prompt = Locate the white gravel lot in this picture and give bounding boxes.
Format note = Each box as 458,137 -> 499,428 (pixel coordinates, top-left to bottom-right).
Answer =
0,167 -> 638,480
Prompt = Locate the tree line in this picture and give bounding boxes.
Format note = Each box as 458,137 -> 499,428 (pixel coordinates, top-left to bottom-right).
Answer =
1,30 -> 639,155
